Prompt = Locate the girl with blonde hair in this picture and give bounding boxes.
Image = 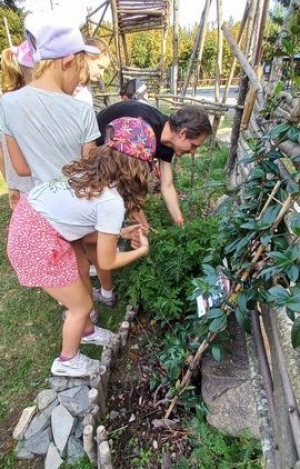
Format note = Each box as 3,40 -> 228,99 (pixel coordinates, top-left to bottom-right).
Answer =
0,40 -> 34,208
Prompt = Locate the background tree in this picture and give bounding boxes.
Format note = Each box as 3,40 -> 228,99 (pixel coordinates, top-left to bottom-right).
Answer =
0,5 -> 24,51
0,0 -> 20,10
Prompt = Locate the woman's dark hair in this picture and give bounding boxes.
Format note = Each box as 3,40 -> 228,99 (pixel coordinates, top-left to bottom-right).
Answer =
169,105 -> 212,139
120,78 -> 147,100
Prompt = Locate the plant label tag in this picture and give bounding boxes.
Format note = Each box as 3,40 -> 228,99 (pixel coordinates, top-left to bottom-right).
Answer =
197,295 -> 207,318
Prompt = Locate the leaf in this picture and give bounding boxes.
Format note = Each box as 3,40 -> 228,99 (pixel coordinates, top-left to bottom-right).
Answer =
269,122 -> 291,140
268,285 -> 290,301
286,308 -> 295,322
260,205 -> 281,226
286,265 -> 299,283
234,307 -> 251,334
236,291 -> 248,312
240,221 -> 257,230
290,214 -> 300,236
207,308 -> 226,319
268,251 -> 288,260
286,179 -> 300,195
261,159 -> 280,176
211,345 -> 222,363
208,315 -> 228,333
287,127 -> 300,143
284,300 -> 300,312
291,317 -> 300,349
266,149 -> 283,160
291,154 -> 300,163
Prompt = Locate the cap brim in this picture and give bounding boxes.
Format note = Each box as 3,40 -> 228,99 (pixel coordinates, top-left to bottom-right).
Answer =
84,45 -> 100,55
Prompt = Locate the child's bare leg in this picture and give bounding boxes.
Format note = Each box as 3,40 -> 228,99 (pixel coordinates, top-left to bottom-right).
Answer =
71,239 -> 92,296
45,279 -> 93,358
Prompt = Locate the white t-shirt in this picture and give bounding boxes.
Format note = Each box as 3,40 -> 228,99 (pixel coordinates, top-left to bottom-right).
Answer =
0,86 -> 100,187
28,176 -> 125,241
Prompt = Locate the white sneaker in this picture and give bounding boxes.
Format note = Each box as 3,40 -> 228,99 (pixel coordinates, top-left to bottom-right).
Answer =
93,289 -> 118,308
51,353 -> 100,378
80,326 -> 114,346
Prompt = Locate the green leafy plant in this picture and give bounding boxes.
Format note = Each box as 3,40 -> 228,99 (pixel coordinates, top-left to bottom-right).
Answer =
174,407 -> 262,469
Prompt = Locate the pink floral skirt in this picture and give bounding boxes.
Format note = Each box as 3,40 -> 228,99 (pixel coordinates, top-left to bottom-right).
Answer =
7,196 -> 79,288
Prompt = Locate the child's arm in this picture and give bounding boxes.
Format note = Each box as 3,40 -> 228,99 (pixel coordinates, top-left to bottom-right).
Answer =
0,145 -> 5,180
97,229 -> 149,270
5,135 -> 31,176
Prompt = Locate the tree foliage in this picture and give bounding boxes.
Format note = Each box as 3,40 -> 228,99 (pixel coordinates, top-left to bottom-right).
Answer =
0,0 -> 20,10
0,5 -> 24,51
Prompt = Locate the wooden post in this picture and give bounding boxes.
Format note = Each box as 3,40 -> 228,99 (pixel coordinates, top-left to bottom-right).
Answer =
211,0 -> 224,145
192,0 -> 212,97
110,0 -> 123,89
181,0 -> 212,98
172,0 -> 179,96
221,1 -> 249,104
3,17 -> 12,47
254,0 -> 271,65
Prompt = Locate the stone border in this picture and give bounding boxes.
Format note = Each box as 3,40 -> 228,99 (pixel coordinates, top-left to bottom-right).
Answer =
12,305 -> 138,468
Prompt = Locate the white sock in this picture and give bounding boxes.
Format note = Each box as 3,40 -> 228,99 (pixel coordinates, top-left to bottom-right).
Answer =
101,287 -> 112,299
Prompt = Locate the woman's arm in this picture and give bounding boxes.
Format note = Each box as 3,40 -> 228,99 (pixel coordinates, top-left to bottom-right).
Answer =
6,135 -> 31,176
159,159 -> 184,225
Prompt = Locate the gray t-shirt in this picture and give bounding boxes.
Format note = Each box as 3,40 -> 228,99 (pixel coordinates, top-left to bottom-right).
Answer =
0,86 -> 100,187
28,177 -> 125,241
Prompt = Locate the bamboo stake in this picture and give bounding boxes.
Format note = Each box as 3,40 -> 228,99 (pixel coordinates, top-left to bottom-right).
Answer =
172,0 -> 179,95
191,0 -> 212,97
221,1 -> 249,104
181,0 -> 212,98
3,17 -> 12,48
83,424 -> 97,466
221,23 -> 263,104
211,0 -> 224,144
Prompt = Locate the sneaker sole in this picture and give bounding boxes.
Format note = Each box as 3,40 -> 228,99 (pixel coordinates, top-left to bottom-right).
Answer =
80,332 -> 115,347
51,369 -> 98,378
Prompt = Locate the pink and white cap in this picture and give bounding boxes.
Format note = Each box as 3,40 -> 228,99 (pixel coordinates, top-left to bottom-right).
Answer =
11,40 -> 34,68
24,11 -> 100,63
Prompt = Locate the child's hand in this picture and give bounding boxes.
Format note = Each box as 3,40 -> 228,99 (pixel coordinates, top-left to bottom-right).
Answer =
9,189 -> 20,210
120,224 -> 141,240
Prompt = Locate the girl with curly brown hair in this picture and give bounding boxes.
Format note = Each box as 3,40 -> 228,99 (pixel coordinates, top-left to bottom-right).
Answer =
7,117 -> 154,378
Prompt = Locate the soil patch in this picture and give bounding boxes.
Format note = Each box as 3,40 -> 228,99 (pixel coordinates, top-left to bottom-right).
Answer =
105,315 -> 192,468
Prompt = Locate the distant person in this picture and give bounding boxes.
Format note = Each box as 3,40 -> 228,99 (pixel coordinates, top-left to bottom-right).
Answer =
7,117 -> 152,377
0,40 -> 34,209
120,78 -> 150,104
73,37 -> 111,106
73,57 -> 94,106
85,37 -> 111,82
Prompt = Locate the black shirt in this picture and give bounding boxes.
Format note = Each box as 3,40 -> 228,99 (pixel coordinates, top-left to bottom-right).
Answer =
96,101 -> 174,163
